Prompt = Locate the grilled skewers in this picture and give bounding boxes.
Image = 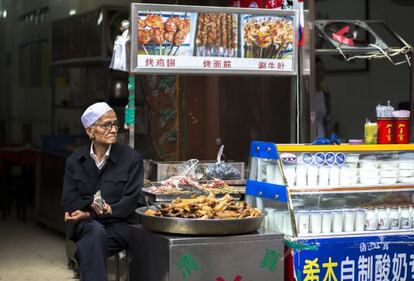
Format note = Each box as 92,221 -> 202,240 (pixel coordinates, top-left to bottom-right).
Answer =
243,17 -> 294,59
195,13 -> 238,57
137,13 -> 192,55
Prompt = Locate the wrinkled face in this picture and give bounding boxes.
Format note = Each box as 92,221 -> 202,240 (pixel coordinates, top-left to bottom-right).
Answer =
86,110 -> 118,145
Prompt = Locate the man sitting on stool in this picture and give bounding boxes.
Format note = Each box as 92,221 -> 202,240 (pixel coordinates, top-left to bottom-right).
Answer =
62,102 -> 144,281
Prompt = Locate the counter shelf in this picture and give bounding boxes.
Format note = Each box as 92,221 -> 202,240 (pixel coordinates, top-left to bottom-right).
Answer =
247,141 -> 414,281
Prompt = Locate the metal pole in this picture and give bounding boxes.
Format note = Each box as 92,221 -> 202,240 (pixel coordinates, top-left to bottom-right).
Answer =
127,75 -> 135,149
308,0 -> 316,142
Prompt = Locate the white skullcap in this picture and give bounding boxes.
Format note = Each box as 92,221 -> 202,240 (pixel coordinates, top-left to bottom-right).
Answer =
81,102 -> 113,128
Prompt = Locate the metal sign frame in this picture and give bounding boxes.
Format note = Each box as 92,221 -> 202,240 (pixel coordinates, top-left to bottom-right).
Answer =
130,3 -> 298,76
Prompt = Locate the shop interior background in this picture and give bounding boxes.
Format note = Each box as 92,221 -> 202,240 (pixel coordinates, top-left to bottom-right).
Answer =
0,0 -> 413,162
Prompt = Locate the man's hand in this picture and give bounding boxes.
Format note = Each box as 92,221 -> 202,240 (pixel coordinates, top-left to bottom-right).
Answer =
64,210 -> 90,223
101,203 -> 112,216
91,202 -> 112,217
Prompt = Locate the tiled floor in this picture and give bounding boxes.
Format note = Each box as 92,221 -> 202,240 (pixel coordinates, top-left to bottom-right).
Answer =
0,210 -> 75,281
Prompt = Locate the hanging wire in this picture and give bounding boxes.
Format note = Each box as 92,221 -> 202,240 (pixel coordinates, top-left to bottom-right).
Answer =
335,43 -> 412,67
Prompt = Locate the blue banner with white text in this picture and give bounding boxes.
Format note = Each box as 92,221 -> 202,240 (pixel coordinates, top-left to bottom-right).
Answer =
292,234 -> 414,281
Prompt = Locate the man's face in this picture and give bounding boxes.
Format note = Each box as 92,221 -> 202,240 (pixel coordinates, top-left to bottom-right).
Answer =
86,110 -> 118,145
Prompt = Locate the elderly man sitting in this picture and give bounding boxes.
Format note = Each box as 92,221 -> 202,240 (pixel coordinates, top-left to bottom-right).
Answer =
61,102 -> 144,281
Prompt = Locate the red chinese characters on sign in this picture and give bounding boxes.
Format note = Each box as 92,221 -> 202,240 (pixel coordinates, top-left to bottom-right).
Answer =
145,58 -> 154,67
258,61 -> 285,70
156,58 -> 165,67
145,58 -> 176,68
214,60 -> 222,68
203,60 -> 232,69
167,59 -> 176,67
277,62 -> 285,69
203,60 -> 212,68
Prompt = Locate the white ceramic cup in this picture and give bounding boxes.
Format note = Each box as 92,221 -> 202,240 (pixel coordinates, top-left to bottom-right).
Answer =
321,210 -> 333,234
297,211 -> 310,234
307,166 -> 319,186
343,209 -> 355,232
355,209 -> 366,232
296,165 -> 307,186
365,208 -> 378,231
318,166 -> 329,186
400,207 -> 411,229
389,208 -> 400,229
377,208 -> 390,230
340,167 -> 350,186
284,166 -> 296,186
329,166 -> 340,186
332,210 -> 344,233
310,211 -> 322,234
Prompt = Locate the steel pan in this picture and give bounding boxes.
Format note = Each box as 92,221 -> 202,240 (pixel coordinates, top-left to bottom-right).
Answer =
136,206 -> 265,235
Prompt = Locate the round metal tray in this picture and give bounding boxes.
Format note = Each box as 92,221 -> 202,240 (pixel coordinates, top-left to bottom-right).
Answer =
136,206 -> 265,235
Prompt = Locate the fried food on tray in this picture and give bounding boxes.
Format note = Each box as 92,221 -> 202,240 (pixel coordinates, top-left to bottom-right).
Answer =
144,193 -> 262,219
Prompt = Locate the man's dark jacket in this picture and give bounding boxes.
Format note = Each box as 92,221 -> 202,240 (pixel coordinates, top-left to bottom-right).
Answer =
61,143 -> 144,240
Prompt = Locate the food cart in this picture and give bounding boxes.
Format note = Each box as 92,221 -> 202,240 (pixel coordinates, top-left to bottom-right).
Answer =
246,141 -> 414,280
126,3 -> 302,280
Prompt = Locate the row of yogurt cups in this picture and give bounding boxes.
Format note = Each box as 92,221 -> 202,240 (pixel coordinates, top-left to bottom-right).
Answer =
284,164 -> 414,186
281,152 -> 414,187
263,206 -> 414,235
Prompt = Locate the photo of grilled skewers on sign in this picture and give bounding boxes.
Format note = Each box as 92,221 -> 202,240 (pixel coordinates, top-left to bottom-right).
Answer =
137,12 -> 196,56
242,16 -> 294,59
195,13 -> 238,57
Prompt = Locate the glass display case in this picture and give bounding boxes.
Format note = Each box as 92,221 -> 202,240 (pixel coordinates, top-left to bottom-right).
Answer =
246,141 -> 414,238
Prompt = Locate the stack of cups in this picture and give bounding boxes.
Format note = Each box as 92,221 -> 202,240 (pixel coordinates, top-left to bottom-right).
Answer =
393,110 -> 411,144
376,102 -> 394,144
376,102 -> 411,144
340,154 -> 359,186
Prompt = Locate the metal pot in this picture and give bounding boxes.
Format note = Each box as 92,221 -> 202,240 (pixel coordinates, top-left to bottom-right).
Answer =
136,206 -> 265,235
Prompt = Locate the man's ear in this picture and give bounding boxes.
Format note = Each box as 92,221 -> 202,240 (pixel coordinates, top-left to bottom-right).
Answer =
85,127 -> 94,140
